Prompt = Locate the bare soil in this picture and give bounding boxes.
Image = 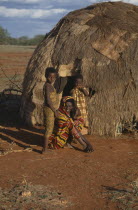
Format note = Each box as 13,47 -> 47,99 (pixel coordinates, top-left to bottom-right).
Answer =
0,45 -> 35,91
0,110 -> 138,209
0,45 -> 138,209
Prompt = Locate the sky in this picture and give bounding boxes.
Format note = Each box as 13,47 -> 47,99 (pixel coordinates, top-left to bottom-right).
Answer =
0,0 -> 138,38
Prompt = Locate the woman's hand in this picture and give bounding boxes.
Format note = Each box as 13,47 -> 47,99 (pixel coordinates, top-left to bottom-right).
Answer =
54,110 -> 59,118
73,114 -> 78,120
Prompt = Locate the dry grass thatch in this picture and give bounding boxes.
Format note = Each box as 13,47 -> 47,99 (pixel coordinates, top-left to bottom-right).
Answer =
20,1 -> 138,136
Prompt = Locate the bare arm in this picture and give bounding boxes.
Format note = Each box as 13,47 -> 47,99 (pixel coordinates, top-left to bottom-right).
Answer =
73,108 -> 81,119
76,129 -> 94,153
70,89 -> 74,96
79,87 -> 89,96
71,86 -> 89,97
54,77 -> 67,93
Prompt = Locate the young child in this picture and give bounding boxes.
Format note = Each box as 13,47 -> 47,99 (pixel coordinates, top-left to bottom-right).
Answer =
43,67 -> 67,153
70,75 -> 89,128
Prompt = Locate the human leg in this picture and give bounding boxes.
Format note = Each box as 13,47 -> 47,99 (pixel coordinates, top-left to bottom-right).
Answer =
71,126 -> 94,152
42,107 -> 55,153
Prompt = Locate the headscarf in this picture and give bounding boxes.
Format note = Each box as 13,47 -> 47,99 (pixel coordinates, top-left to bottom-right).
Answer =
59,96 -> 77,120
61,96 -> 74,107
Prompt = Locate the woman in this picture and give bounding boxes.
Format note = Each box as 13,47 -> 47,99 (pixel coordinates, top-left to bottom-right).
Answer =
48,96 -> 93,153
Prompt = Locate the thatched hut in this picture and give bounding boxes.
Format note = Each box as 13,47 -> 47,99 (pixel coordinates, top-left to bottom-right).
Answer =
20,1 -> 138,136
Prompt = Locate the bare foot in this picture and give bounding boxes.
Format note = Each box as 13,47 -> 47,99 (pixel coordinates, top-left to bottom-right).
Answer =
42,149 -> 52,154
83,145 -> 94,153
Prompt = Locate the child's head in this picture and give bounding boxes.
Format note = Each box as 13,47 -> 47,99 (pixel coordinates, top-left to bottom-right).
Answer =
45,67 -> 57,84
74,74 -> 83,88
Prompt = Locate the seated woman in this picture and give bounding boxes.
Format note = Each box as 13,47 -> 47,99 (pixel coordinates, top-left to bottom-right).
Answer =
48,96 -> 93,153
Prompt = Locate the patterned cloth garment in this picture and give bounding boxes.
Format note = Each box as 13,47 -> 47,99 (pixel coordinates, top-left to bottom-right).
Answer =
71,88 -> 88,127
43,87 -> 59,138
48,96 -> 84,149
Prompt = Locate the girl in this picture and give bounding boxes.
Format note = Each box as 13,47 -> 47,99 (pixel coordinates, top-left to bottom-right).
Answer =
70,74 -> 89,128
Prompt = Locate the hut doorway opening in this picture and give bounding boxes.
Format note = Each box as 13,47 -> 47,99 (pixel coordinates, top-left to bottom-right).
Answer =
62,75 -> 96,135
63,76 -> 76,97
62,76 -> 95,97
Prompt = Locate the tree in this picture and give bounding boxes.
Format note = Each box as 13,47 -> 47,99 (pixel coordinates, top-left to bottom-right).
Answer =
0,26 -> 10,44
17,36 -> 29,45
27,34 -> 45,45
0,25 -> 46,46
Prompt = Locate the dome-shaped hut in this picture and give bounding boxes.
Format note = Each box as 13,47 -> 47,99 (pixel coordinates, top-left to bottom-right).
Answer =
20,1 -> 138,136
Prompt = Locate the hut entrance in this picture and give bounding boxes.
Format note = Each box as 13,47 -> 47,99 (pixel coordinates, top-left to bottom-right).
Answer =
62,75 -> 94,134
62,76 -> 95,96
63,76 -> 76,96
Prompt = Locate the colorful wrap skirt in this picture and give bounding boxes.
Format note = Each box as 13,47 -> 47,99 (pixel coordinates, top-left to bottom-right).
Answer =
48,109 -> 84,149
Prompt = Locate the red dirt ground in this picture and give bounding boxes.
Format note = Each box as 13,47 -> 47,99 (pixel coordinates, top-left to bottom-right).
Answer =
0,45 -> 35,91
0,52 -> 33,74
0,46 -> 138,209
0,117 -> 138,209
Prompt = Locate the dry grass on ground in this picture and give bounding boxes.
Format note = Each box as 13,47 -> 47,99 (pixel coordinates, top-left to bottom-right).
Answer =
0,45 -> 138,209
0,180 -> 70,209
0,45 -> 35,91
0,108 -> 138,209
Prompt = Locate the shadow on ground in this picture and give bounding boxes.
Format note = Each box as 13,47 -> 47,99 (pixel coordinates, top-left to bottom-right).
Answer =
0,108 -> 44,153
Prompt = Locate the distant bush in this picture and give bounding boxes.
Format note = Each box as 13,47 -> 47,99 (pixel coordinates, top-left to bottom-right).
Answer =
0,26 -> 46,46
0,26 -> 10,44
